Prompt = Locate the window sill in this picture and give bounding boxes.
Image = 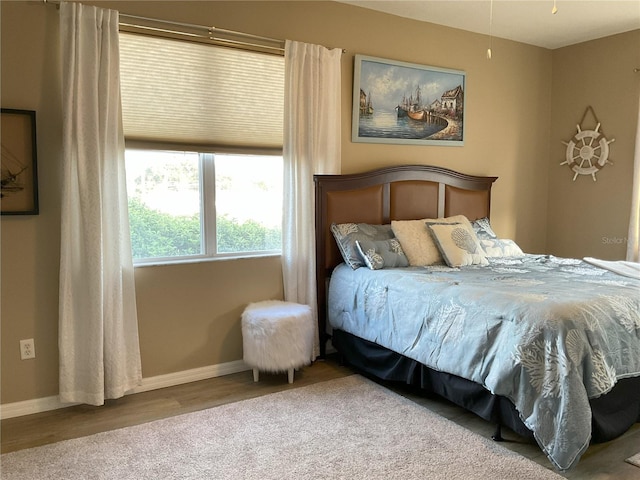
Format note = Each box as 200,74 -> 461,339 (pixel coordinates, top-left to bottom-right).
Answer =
133,252 -> 281,268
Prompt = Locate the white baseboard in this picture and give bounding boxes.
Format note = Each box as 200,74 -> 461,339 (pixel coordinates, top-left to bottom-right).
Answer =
0,360 -> 251,420
0,395 -> 71,420
131,359 -> 249,394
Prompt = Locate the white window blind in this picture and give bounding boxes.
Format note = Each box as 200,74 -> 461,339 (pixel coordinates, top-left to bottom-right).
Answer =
119,32 -> 284,149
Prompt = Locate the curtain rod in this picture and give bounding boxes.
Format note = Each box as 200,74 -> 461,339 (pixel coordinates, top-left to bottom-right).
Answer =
118,13 -> 286,54
43,0 -> 286,54
44,0 -> 345,55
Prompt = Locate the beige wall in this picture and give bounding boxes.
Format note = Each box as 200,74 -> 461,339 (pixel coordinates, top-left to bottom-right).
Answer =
548,30 -> 640,259
0,0 -> 633,405
2,1 -> 65,403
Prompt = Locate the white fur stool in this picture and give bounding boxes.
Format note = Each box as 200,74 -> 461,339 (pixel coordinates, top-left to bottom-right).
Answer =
241,300 -> 314,384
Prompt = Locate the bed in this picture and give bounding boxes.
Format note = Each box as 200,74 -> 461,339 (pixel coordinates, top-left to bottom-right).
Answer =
313,164 -> 640,471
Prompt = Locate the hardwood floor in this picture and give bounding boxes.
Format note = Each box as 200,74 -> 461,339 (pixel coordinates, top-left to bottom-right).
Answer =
2,356 -> 639,479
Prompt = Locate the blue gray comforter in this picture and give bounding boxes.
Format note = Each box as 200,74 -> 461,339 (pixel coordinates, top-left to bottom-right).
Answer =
327,255 -> 640,471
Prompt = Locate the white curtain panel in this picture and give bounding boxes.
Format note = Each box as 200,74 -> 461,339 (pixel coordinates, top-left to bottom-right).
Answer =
282,40 -> 342,359
627,100 -> 640,262
59,2 -> 142,405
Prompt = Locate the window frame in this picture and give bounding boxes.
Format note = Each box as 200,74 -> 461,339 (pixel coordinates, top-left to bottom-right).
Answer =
125,142 -> 283,266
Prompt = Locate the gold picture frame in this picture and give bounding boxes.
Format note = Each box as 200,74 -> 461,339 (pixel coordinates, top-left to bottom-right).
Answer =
1,108 -> 39,215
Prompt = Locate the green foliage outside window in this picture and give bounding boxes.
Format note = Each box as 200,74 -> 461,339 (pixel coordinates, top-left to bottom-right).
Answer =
216,215 -> 282,253
128,198 -> 281,259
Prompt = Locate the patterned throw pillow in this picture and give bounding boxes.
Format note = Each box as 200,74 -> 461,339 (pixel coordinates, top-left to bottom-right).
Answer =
471,217 -> 498,240
330,223 -> 394,269
470,217 -> 525,257
480,238 -> 525,257
355,238 -> 409,270
391,215 -> 473,266
426,222 -> 488,267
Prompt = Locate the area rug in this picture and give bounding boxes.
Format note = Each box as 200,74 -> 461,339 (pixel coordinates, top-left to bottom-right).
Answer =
0,375 -> 563,480
626,452 -> 640,468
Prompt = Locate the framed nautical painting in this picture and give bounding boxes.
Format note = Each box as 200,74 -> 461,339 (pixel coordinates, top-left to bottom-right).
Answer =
1,109 -> 39,215
352,55 -> 465,146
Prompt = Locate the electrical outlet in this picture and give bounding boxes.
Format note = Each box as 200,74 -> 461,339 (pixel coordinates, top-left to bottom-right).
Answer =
20,339 -> 36,360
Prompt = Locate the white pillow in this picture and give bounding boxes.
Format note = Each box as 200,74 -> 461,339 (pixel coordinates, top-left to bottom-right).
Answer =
391,215 -> 472,266
427,222 -> 489,267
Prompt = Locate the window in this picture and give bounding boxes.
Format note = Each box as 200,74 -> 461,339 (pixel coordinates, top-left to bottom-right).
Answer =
118,31 -> 285,263
213,154 -> 283,254
126,150 -> 282,263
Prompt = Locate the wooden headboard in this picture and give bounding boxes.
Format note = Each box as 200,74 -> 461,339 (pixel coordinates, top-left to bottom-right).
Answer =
314,164 -> 498,356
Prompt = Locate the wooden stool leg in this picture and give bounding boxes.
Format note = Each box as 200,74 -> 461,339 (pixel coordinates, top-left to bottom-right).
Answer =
253,368 -> 259,382
287,368 -> 294,384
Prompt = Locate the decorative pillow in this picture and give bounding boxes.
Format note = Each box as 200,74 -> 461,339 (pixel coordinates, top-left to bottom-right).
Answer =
355,238 -> 409,270
427,222 -> 489,267
330,223 -> 394,269
391,215 -> 472,266
480,238 -> 525,258
471,217 -> 498,240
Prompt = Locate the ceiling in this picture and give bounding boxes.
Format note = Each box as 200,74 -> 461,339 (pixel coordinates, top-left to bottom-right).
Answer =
336,1 -> 640,49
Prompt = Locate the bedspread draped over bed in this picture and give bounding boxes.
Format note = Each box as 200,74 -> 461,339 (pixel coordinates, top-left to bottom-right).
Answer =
328,254 -> 640,471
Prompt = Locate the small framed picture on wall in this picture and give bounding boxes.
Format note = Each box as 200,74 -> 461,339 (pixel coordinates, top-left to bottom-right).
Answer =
1,108 -> 39,215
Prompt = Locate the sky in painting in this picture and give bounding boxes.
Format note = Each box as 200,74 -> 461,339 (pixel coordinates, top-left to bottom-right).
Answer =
358,58 -> 464,112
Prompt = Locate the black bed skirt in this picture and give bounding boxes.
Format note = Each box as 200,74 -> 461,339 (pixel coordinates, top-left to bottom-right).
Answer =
331,329 -> 640,443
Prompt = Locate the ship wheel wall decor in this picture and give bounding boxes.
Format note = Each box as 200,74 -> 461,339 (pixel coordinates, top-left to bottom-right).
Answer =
560,106 -> 615,181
